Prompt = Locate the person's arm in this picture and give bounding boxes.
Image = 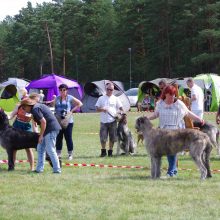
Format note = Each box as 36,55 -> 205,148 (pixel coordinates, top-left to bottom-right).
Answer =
187,110 -> 204,125
96,106 -> 107,113
148,112 -> 159,120
71,97 -> 83,113
38,117 -> 46,143
191,94 -> 197,101
8,105 -> 19,120
32,120 -> 39,133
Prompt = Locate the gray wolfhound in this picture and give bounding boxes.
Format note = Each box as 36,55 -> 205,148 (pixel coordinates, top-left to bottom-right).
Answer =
0,108 -> 39,171
135,116 -> 212,179
193,121 -> 220,156
116,113 -> 136,155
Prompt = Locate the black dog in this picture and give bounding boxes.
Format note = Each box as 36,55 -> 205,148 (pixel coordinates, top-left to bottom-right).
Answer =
193,121 -> 220,156
0,109 -> 62,170
0,108 -> 39,170
116,113 -> 136,155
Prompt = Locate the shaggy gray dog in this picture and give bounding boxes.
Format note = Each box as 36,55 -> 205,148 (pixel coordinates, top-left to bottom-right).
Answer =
135,116 -> 212,179
193,121 -> 220,156
116,113 -> 136,155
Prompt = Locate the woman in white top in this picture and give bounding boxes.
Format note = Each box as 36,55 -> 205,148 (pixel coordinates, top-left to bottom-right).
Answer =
148,85 -> 204,177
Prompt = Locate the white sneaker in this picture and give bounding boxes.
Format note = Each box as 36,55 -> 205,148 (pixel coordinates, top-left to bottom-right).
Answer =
68,155 -> 73,160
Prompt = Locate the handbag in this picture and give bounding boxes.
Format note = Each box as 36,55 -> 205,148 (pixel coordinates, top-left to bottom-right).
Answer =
55,112 -> 72,129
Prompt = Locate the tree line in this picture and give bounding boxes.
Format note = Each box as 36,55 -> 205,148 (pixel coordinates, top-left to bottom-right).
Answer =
0,0 -> 220,89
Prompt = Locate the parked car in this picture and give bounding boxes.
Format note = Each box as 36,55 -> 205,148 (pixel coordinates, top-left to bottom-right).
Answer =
125,88 -> 138,107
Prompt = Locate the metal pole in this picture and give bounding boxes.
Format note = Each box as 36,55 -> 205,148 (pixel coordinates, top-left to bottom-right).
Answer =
128,48 -> 132,88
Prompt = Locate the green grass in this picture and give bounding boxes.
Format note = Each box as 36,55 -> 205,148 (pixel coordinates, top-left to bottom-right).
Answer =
0,111 -> 220,220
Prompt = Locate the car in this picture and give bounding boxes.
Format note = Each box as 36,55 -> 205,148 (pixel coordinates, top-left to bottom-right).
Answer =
125,88 -> 138,107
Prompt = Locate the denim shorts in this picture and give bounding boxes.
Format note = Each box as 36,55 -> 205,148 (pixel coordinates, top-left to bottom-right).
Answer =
100,121 -> 117,143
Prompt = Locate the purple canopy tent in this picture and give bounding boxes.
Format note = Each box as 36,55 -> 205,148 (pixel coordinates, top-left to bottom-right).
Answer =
26,74 -> 83,101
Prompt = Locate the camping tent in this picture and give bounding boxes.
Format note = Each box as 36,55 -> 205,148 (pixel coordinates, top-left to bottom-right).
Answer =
194,73 -> 220,111
176,74 -> 220,111
0,78 -> 29,112
137,79 -> 166,103
26,74 -> 83,101
81,80 -> 130,113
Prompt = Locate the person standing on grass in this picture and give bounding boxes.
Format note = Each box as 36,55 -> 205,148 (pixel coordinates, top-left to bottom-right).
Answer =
9,91 -> 37,171
148,85 -> 205,177
54,84 -> 83,161
186,78 -> 204,119
95,82 -> 123,157
20,97 -> 61,173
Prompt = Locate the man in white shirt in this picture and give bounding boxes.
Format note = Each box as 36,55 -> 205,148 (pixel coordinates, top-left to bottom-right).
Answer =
95,82 -> 123,157
186,78 -> 204,119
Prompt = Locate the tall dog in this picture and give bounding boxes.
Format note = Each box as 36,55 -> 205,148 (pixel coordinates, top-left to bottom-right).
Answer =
193,121 -> 220,156
116,113 -> 136,155
0,108 -> 39,170
135,116 -> 212,179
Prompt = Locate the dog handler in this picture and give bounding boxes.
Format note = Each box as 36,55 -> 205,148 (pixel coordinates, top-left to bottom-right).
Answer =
20,98 -> 61,173
9,103 -> 37,171
53,83 -> 83,160
95,82 -> 123,157
148,85 -> 205,177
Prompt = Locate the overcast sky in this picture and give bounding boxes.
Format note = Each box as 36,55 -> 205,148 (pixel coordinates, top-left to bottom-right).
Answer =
0,0 -> 53,21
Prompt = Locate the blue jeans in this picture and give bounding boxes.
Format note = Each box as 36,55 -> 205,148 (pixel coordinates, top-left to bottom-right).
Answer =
56,123 -> 74,155
36,131 -> 61,173
167,155 -> 177,176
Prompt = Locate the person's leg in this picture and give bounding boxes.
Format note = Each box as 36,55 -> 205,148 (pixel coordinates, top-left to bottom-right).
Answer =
56,129 -> 64,157
45,131 -> 61,173
63,123 -> 74,159
36,138 -> 46,173
108,121 -> 117,156
100,123 -> 108,157
25,148 -> 35,171
167,155 -> 177,176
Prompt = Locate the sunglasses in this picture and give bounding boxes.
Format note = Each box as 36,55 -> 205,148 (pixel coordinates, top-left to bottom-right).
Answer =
107,88 -> 113,91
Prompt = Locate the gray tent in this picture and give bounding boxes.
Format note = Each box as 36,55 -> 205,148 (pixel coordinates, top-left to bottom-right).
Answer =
81,80 -> 130,113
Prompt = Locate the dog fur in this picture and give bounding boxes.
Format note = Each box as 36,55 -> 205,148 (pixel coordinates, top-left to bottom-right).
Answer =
135,116 -> 212,179
136,131 -> 144,145
116,113 -> 136,155
193,121 -> 220,156
0,108 -> 39,170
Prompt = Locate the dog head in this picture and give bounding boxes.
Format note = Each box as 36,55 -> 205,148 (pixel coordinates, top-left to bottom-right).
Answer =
0,108 -> 10,129
135,116 -> 153,132
118,113 -> 127,124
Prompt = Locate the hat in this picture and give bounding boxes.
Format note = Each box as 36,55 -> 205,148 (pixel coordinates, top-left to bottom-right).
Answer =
20,97 -> 37,106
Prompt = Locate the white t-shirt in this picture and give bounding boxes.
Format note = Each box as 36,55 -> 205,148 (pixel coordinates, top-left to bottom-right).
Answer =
95,94 -> 123,123
190,84 -> 204,111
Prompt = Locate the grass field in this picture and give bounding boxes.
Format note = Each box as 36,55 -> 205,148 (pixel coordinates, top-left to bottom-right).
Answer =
0,111 -> 220,220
